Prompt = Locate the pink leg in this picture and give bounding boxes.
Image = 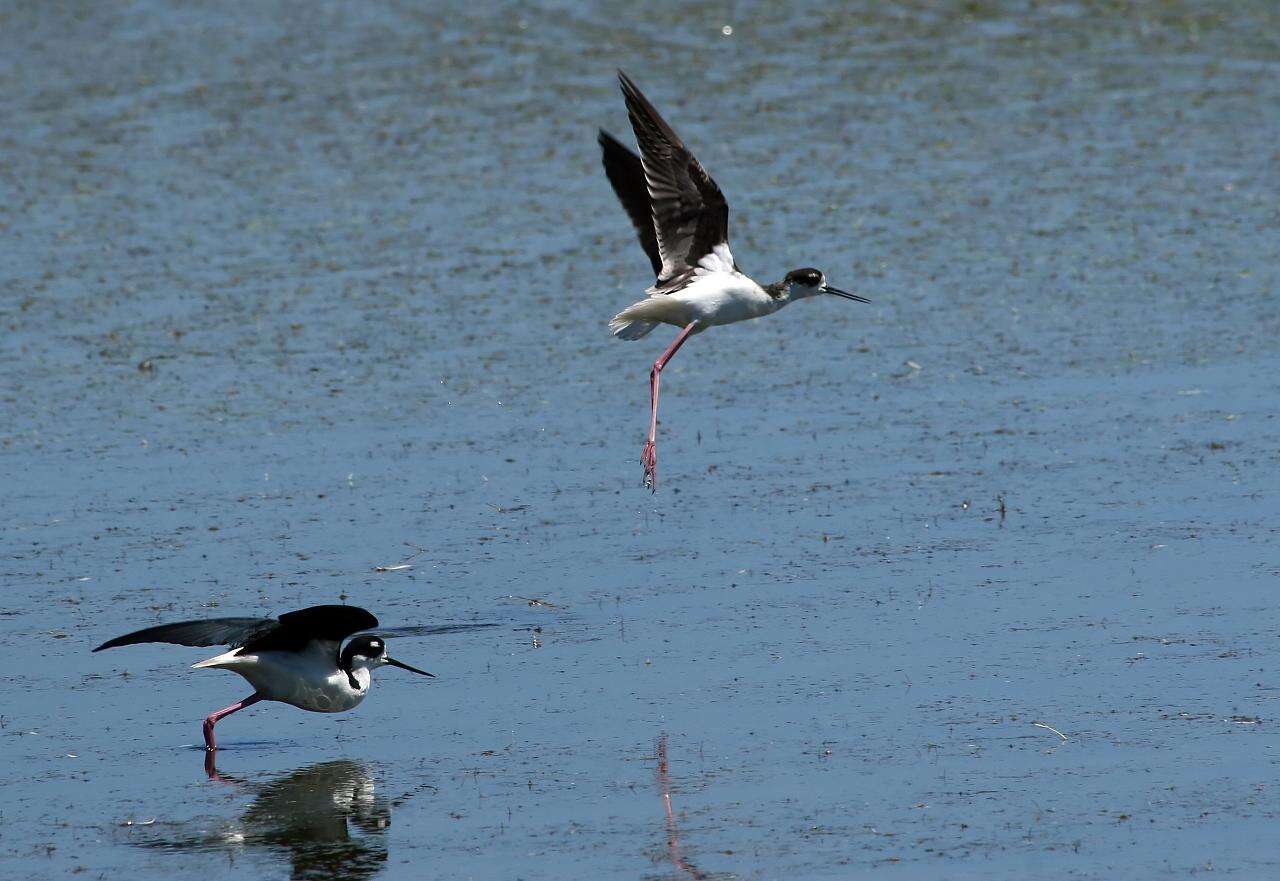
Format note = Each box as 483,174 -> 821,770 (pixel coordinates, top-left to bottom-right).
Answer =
202,694 -> 261,752
643,321 -> 698,491
203,751 -> 248,783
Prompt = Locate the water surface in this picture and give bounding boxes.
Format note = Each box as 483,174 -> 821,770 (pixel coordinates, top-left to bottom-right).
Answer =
2,1 -> 1278,878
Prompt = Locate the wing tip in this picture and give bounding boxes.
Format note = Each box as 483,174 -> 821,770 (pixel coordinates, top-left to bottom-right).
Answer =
93,634 -> 133,652
616,69 -> 644,102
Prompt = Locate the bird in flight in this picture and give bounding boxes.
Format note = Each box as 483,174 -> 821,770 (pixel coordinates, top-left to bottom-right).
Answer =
599,70 -> 869,491
94,604 -> 492,751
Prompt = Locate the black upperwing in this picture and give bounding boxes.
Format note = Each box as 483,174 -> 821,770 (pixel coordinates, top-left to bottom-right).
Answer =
598,129 -> 662,277
93,605 -> 379,655
357,622 -> 501,640
616,70 -> 730,283
92,617 -> 277,652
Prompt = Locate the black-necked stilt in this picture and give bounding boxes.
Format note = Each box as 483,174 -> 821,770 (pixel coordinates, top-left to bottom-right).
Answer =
599,71 -> 870,490
94,604 -> 483,751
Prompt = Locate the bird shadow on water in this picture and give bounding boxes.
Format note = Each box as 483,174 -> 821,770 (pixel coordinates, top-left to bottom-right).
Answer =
122,759 -> 396,881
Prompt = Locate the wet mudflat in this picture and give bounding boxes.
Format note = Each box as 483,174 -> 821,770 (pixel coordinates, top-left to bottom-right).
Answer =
2,0 -> 1278,878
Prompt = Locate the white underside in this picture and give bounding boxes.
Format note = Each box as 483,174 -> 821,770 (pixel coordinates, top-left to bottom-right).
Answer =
193,643 -> 370,713
610,243 -> 778,339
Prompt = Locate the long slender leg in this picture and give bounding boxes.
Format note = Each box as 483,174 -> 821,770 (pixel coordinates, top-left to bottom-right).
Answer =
642,321 -> 698,491
202,693 -> 262,752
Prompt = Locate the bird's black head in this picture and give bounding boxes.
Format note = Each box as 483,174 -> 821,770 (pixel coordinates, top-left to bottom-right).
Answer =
340,635 -> 387,670
341,635 -> 434,687
785,267 -> 825,288
780,267 -> 870,304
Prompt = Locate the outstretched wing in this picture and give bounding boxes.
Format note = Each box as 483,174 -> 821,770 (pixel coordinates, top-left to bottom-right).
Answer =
93,617 -> 278,652
617,70 -> 731,283
598,129 -> 662,277
357,622 -> 501,640
93,605 -> 379,655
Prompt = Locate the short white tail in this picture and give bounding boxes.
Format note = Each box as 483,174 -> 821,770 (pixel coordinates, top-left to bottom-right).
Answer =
609,317 -> 658,339
609,299 -> 661,339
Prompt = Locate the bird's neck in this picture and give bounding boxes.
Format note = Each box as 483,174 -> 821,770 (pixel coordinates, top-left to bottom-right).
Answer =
763,281 -> 791,306
341,661 -> 374,692
766,280 -> 824,305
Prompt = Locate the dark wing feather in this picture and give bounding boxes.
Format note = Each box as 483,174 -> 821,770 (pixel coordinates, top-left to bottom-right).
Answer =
92,605 -> 379,655
358,622 -> 500,640
92,617 -> 277,652
617,70 -> 730,281
598,129 -> 662,277
241,605 -> 379,653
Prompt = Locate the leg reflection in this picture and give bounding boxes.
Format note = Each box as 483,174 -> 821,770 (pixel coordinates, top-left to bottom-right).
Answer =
656,733 -> 709,880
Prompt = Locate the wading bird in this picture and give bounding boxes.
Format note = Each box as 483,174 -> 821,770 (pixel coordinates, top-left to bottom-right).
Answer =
94,605 -> 489,750
599,71 -> 869,490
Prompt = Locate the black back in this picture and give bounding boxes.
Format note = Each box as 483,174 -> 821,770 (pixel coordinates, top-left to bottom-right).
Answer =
245,606 -> 379,653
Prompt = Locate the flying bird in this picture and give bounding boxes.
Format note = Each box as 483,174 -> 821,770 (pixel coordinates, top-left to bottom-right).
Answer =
94,604 -> 492,751
599,70 -> 869,490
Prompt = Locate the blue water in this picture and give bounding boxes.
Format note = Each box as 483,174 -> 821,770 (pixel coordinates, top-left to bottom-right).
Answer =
2,1 -> 1278,878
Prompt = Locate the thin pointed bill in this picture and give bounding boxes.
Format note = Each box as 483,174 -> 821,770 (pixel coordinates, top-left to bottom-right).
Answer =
386,657 -> 435,677
822,285 -> 870,304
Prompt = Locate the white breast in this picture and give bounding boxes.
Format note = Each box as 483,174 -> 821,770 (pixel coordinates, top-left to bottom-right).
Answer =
673,270 -> 775,327
193,644 -> 369,713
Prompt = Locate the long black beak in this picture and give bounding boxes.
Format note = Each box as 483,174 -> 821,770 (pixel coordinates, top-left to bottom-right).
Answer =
822,285 -> 871,304
386,657 -> 434,677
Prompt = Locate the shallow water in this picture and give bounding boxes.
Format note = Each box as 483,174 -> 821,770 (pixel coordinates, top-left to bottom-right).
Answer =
2,0 -> 1278,878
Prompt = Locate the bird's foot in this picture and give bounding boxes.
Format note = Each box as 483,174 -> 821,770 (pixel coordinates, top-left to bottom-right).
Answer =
641,440 -> 657,492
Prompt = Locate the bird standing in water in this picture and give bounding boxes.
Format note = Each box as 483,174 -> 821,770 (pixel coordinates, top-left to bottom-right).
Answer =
599,71 -> 869,490
93,605 -> 487,751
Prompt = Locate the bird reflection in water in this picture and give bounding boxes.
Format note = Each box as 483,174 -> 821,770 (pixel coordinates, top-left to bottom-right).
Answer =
655,734 -> 710,881
128,759 -> 391,881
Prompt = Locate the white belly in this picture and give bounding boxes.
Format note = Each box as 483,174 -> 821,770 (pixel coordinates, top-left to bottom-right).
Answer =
194,646 -> 369,713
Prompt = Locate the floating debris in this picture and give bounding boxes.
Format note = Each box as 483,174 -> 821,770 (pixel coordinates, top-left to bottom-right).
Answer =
1033,722 -> 1068,741
1227,715 -> 1261,725
509,596 -> 559,609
